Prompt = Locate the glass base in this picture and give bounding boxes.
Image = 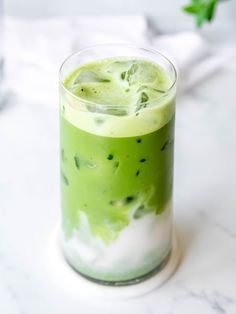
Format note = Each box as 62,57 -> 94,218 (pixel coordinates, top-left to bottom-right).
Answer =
46,228 -> 180,299
64,250 -> 171,287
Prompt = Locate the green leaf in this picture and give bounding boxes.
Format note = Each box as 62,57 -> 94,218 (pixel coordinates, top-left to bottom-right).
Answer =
182,0 -> 224,27
206,0 -> 217,21
196,8 -> 208,27
183,4 -> 200,13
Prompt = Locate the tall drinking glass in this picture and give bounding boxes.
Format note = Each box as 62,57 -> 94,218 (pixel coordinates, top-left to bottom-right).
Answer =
59,45 -> 177,285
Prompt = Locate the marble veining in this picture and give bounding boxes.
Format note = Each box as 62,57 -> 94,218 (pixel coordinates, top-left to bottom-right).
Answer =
198,210 -> 236,239
168,287 -> 235,314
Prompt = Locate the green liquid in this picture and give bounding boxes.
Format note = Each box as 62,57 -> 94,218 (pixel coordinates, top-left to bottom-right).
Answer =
61,116 -> 174,243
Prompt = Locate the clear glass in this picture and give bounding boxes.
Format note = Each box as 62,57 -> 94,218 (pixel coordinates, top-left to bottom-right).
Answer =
59,44 -> 177,285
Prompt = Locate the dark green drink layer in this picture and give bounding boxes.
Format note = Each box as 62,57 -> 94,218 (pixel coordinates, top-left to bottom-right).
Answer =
61,116 -> 174,243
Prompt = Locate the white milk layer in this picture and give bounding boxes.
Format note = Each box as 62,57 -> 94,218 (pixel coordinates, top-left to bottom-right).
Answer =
62,202 -> 172,278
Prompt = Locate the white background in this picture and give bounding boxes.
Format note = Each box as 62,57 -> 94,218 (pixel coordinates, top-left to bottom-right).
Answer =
4,0 -> 236,37
4,0 -> 236,21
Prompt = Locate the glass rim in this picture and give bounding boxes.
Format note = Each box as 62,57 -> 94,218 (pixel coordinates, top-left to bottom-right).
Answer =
59,43 -> 177,109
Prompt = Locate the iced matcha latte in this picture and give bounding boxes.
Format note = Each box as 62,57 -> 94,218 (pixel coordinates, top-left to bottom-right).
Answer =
59,45 -> 176,285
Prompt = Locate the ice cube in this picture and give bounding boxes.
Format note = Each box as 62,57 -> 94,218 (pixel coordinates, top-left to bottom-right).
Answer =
119,61 -> 158,85
85,160 -> 97,169
135,62 -> 158,84
137,85 -> 165,94
140,92 -> 149,103
105,108 -> 127,116
74,70 -> 110,84
105,60 -> 137,82
86,103 -> 97,113
133,205 -> 152,219
136,91 -> 149,112
110,195 -> 136,207
125,63 -> 139,84
106,60 -> 134,73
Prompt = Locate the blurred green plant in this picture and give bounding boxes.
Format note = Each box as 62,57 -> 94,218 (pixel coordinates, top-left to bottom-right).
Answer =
183,0 -> 229,27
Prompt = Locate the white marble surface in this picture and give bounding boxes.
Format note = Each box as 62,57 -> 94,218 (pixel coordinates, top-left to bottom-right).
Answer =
0,16 -> 236,314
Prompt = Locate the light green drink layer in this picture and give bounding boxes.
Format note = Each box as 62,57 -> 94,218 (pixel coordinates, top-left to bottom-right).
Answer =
60,57 -> 175,283
64,58 -> 172,107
